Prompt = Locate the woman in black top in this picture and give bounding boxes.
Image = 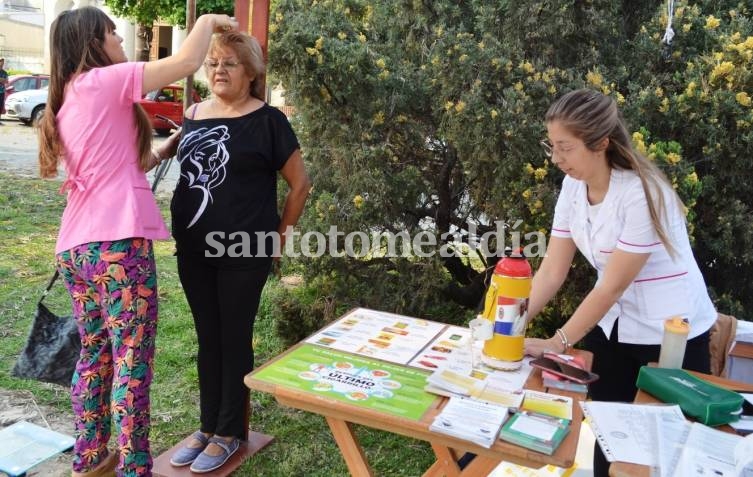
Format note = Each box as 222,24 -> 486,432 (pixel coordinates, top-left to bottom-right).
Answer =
160,32 -> 311,474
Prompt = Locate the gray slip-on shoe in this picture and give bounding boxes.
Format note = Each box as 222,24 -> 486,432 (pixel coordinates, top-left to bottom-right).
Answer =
169,431 -> 210,467
189,436 -> 240,474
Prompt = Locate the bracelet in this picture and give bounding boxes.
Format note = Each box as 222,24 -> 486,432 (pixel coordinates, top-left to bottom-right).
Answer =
555,328 -> 570,352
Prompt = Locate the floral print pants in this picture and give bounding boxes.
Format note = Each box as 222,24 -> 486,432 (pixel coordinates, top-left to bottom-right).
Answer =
57,238 -> 158,477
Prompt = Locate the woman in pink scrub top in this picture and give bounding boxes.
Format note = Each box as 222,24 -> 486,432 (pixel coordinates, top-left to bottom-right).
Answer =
37,7 -> 236,477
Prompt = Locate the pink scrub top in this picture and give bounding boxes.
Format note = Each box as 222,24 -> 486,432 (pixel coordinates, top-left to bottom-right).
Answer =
55,62 -> 169,254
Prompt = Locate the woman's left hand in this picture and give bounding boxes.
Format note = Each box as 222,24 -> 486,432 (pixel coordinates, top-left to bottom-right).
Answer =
155,129 -> 182,159
524,336 -> 562,358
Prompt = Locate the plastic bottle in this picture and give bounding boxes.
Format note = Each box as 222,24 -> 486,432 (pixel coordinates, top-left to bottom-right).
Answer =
658,317 -> 690,369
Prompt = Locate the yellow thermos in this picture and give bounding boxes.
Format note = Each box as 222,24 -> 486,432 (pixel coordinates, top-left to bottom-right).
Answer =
480,251 -> 532,370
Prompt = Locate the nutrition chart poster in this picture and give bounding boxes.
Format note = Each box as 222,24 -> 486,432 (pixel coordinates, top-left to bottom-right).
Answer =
407,325 -> 472,371
305,308 -> 445,365
252,344 -> 437,420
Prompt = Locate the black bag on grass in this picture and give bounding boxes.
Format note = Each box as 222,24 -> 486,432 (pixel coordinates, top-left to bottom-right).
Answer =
12,271 -> 80,387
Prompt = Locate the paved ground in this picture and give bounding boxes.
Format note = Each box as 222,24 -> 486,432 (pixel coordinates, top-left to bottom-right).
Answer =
0,119 -> 40,178
0,119 -> 179,196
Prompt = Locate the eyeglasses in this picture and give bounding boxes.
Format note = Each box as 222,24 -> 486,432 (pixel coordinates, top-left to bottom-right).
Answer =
540,139 -> 575,158
204,59 -> 241,71
540,140 -> 554,158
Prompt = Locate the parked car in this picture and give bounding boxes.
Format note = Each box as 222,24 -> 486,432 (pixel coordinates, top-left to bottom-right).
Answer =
139,84 -> 201,135
5,74 -> 50,96
4,86 -> 48,126
1,74 -> 49,115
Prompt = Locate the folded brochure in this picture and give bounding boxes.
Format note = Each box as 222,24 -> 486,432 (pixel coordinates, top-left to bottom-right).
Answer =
425,368 -> 524,408
429,396 -> 509,448
521,390 -> 573,421
426,368 -> 573,420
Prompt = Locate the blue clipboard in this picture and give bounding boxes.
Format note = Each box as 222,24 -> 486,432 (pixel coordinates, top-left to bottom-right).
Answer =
0,421 -> 75,477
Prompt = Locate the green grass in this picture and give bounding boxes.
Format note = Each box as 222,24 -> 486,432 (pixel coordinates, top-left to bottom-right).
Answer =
0,173 -> 435,476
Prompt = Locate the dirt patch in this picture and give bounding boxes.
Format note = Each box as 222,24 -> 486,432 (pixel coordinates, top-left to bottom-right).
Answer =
0,389 -> 73,476
280,275 -> 303,288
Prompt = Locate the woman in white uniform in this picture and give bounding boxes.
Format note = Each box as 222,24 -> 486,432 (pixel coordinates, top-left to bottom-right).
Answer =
524,89 -> 716,477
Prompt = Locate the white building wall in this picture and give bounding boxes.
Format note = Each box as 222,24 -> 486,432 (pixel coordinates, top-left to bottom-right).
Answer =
0,15 -> 44,71
42,0 -> 145,70
171,25 -> 186,54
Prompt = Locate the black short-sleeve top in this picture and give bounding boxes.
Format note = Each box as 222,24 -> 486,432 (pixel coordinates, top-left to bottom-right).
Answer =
170,104 -> 299,259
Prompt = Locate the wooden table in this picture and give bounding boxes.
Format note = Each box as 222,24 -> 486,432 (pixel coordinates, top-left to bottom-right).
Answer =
245,337 -> 592,476
609,372 -> 753,477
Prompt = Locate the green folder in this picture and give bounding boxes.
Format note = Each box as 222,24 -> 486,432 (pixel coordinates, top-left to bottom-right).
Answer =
636,366 -> 744,426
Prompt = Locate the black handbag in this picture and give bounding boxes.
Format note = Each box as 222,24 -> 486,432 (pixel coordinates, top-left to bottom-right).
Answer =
12,271 -> 81,387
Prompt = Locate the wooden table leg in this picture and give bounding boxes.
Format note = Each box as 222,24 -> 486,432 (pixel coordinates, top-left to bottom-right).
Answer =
424,443 -> 462,476
325,416 -> 374,477
424,443 -> 501,477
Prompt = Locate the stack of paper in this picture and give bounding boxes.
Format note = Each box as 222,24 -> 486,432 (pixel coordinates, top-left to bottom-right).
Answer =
425,367 -> 526,408
429,396 -> 510,448
668,422 -> 753,477
580,401 -> 685,468
498,411 -> 570,455
581,400 -> 753,475
521,390 -> 573,420
494,390 -> 574,455
426,368 -> 485,396
578,400 -> 753,476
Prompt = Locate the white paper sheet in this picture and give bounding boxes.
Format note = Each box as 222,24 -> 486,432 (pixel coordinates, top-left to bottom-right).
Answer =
509,413 -> 558,441
674,423 -> 744,477
734,433 -> 753,477
429,396 -> 509,448
581,401 -> 686,467
654,409 -> 691,477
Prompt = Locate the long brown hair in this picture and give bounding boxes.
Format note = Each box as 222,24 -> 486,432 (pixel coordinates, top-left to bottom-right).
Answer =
546,89 -> 681,257
39,7 -> 153,178
208,32 -> 266,101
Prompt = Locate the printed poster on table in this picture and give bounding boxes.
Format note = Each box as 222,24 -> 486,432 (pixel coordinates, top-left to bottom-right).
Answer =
252,344 -> 437,420
408,325 -> 472,371
305,307 -> 445,365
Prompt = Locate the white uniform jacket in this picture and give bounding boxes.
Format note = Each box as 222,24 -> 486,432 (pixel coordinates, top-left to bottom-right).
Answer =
551,168 -> 716,344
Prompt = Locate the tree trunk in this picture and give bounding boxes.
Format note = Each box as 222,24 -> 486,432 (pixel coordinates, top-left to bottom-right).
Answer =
136,24 -> 153,62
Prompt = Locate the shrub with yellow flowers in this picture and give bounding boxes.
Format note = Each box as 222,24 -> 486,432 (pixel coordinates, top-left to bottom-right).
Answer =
621,1 -> 753,317
268,0 -> 753,344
